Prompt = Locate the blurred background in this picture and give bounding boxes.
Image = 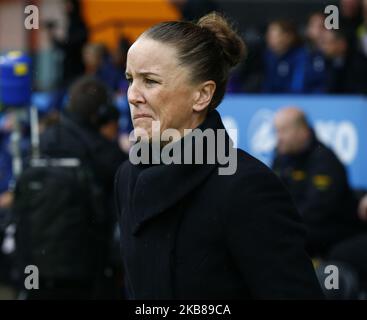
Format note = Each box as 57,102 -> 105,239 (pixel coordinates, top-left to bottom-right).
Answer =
1,0 -> 367,300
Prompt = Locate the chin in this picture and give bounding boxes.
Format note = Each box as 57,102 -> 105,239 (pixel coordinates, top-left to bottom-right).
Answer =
133,118 -> 153,130
132,125 -> 151,141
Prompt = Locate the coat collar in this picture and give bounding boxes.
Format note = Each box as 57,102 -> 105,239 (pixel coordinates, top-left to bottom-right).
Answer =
125,110 -> 231,234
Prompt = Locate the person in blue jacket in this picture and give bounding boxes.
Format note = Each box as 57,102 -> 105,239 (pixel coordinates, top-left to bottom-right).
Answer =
263,20 -> 306,93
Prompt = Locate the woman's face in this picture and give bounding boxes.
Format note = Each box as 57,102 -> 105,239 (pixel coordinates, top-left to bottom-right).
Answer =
125,37 -> 207,141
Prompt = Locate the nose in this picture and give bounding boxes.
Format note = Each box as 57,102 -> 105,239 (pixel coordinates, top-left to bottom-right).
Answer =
128,81 -> 145,106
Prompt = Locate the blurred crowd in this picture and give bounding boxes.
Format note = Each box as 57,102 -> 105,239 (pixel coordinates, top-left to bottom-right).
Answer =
233,0 -> 367,94
26,0 -> 367,97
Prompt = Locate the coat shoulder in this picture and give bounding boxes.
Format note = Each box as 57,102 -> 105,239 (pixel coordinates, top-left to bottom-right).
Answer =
214,148 -> 299,223
218,148 -> 283,190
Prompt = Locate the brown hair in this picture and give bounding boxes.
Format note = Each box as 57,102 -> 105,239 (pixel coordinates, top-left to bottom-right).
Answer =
142,12 -> 246,110
67,76 -> 109,127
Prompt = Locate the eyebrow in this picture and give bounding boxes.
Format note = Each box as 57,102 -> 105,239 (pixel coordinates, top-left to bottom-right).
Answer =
125,71 -> 161,77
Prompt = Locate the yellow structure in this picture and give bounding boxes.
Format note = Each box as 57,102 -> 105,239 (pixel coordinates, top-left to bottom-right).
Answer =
81,0 -> 180,50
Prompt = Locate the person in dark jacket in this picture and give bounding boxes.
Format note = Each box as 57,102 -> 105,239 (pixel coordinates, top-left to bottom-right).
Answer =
41,77 -> 128,194
325,190 -> 367,294
340,0 -> 362,50
272,106 -> 366,258
115,12 -> 324,299
320,29 -> 367,94
16,76 -> 127,299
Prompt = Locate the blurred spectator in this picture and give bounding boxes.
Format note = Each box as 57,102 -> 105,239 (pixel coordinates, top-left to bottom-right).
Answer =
327,200 -> 367,294
14,76 -> 128,299
111,38 -> 131,95
263,20 -> 306,93
306,12 -> 325,50
112,38 -> 134,153
98,103 -> 121,142
272,107 -> 366,257
170,0 -> 219,21
303,12 -> 328,93
83,43 -> 121,92
230,42 -> 264,93
83,39 -> 133,153
82,38 -> 134,97
340,0 -> 362,49
83,43 -> 103,76
45,0 -> 88,103
321,29 -> 367,93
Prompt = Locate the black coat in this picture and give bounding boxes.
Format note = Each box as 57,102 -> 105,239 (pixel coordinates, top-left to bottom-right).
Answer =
115,110 -> 323,299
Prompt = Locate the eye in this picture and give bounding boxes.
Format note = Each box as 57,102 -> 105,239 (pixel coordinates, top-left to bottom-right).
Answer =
125,73 -> 133,84
144,78 -> 158,85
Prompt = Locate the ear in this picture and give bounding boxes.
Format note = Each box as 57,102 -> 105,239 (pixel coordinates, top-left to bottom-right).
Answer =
192,80 -> 216,112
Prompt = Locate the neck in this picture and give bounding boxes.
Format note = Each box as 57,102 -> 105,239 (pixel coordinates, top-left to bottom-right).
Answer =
172,111 -> 209,143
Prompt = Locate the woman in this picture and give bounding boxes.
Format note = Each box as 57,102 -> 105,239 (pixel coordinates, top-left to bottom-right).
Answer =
115,12 -> 324,299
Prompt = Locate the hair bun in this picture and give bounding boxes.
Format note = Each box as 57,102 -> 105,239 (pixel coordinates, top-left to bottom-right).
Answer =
197,12 -> 246,68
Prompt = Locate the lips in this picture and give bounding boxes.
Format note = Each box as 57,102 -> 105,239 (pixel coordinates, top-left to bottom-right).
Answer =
133,114 -> 153,120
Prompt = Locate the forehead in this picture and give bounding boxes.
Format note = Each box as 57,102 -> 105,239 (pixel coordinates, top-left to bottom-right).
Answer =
274,112 -> 297,128
126,37 -> 181,74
